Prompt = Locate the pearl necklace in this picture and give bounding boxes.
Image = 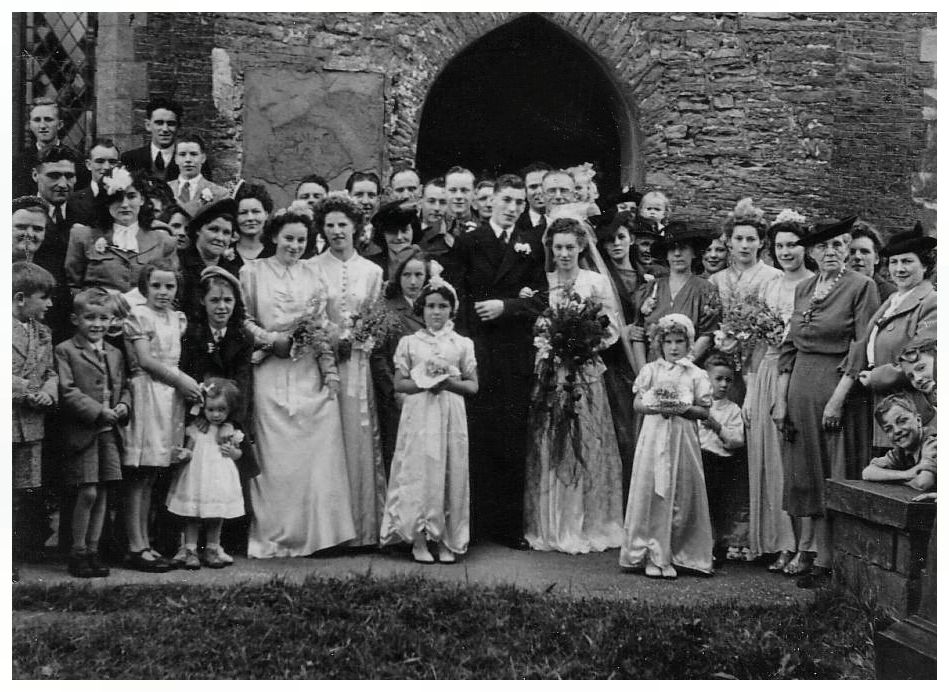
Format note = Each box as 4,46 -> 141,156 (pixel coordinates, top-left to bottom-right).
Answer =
812,267 -> 845,302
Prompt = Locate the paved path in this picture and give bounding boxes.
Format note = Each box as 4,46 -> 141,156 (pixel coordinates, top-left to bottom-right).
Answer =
15,543 -> 813,608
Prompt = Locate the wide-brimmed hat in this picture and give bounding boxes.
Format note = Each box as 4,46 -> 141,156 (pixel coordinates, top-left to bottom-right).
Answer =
602,185 -> 643,211
800,215 -> 857,247
882,221 -> 936,258
187,198 -> 237,237
372,199 -> 421,236
651,220 -> 710,257
630,215 -> 661,240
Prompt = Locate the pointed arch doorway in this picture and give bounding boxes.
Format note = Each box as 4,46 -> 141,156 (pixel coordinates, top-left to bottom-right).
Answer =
415,14 -> 636,196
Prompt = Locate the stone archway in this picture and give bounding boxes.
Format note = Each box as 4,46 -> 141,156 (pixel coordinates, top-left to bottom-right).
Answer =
413,14 -> 638,196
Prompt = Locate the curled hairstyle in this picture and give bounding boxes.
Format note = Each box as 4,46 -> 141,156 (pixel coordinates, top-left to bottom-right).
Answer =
413,283 -> 457,317
385,248 -> 431,300
136,258 -> 180,296
546,217 -> 589,251
873,392 -> 919,427
649,315 -> 695,356
722,197 -> 768,240
202,377 -> 241,419
494,173 -> 525,192
703,350 -> 735,373
13,195 -> 50,217
268,209 -> 314,241
36,144 -> 79,168
95,168 -> 157,230
13,261 -> 56,297
296,174 -> 329,196
313,195 -> 364,237
344,170 -> 380,193
145,96 -> 183,121
235,182 -> 275,215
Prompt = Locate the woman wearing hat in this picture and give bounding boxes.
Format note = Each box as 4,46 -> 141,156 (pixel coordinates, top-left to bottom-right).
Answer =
177,198 -> 241,325
844,222 -> 936,454
773,216 -> 880,587
636,220 -> 721,363
65,167 -> 179,296
368,199 -> 422,282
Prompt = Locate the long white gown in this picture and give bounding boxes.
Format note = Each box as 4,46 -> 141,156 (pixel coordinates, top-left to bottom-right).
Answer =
241,257 -> 355,558
524,269 -> 625,554
310,251 -> 387,546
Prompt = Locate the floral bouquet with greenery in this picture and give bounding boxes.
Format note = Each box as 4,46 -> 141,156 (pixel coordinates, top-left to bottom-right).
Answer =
336,293 -> 401,362
713,292 -> 785,370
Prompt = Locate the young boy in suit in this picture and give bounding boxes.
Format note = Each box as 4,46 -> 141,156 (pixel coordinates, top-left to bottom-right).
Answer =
12,262 -> 58,569
167,132 -> 227,216
55,288 -> 131,577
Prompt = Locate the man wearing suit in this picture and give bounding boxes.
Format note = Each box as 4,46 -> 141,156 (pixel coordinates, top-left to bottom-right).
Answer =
167,132 -> 228,217
456,174 -> 545,548
67,138 -> 122,227
514,161 -> 551,236
14,97 -> 90,197
32,144 -> 82,344
120,96 -> 213,182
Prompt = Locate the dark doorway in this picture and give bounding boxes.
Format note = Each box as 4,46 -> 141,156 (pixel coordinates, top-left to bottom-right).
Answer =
416,14 -> 632,197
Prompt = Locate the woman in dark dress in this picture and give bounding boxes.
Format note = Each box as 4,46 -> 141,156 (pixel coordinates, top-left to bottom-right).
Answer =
368,199 -> 423,282
774,216 -> 879,587
370,248 -> 429,474
177,198 -> 242,325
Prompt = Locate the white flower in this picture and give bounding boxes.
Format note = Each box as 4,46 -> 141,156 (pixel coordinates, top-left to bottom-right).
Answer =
103,167 -> 133,196
464,220 -> 478,233
200,187 -> 215,203
93,237 -> 108,253
643,273 -> 655,283
514,242 -> 531,255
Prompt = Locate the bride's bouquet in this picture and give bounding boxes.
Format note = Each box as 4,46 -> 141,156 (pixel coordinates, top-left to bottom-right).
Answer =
713,293 -> 785,370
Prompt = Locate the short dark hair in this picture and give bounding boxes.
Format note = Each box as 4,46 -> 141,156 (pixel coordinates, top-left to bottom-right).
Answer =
545,217 -> 588,250
35,144 -> 79,168
850,219 -> 884,256
493,174 -> 524,193
388,163 -> 420,185
13,261 -> 56,297
235,182 -> 274,215
268,209 -> 314,242
72,287 -> 115,315
475,177 -> 496,191
145,96 -> 183,121
175,131 -> 206,153
296,174 -> 329,196
445,166 -> 475,183
86,137 -> 120,159
344,171 -> 380,193
704,351 -> 735,373
414,283 -> 457,317
423,176 -> 446,192
519,161 -> 552,178
137,258 -> 180,296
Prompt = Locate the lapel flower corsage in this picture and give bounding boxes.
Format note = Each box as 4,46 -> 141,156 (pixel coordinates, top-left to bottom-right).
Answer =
199,187 -> 215,204
514,242 -> 531,256
463,220 -> 478,233
222,247 -> 236,262
93,237 -> 109,253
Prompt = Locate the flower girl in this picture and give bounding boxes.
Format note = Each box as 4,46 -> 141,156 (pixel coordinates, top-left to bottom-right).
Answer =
620,313 -> 714,579
379,270 -> 478,564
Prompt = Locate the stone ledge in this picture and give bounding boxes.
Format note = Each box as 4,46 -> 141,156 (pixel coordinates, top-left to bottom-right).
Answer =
825,479 -> 936,531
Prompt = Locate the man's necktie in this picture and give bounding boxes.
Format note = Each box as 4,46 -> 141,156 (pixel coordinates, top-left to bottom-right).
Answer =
503,229 -> 512,245
154,151 -> 165,173
53,205 -> 65,229
180,181 -> 191,203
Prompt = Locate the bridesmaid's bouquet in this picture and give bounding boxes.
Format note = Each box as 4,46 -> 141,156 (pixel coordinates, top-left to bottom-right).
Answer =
336,294 -> 401,362
713,293 -> 785,370
410,355 -> 460,390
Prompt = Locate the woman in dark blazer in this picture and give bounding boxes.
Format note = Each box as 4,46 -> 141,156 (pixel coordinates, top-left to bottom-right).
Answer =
177,198 -> 242,325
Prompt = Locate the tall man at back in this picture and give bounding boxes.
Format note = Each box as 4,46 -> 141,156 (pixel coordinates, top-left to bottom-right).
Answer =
456,174 -> 545,548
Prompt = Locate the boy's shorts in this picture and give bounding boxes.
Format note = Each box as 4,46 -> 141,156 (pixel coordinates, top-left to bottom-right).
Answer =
13,441 -> 42,490
66,431 -> 123,486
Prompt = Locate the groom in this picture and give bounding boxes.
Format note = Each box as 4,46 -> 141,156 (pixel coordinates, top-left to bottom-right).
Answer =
457,174 -> 545,549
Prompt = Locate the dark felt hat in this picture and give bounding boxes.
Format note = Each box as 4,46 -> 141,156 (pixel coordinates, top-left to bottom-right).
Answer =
602,185 -> 643,211
630,214 -> 662,240
651,220 -> 711,257
799,215 -> 857,247
371,199 -> 422,244
882,221 -> 936,258
187,198 -> 237,236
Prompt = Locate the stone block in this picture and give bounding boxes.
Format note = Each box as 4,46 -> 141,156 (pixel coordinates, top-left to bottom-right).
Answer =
833,551 -> 915,617
832,514 -> 895,570
918,28 -> 936,63
875,617 -> 937,679
825,480 -> 936,531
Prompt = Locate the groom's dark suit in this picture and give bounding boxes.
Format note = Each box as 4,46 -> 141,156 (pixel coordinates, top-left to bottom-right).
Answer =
457,221 -> 545,544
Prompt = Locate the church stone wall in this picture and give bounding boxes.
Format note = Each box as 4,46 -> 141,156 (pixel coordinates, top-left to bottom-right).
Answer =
109,12 -> 935,231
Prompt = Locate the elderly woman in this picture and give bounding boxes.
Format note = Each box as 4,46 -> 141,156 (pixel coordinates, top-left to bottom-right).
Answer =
370,248 -> 429,473
637,221 -> 720,363
311,195 -> 386,548
65,167 -> 178,295
524,217 -> 624,554
368,199 -> 422,281
774,216 -> 879,587
849,219 -> 896,302
845,223 -> 936,453
13,196 -> 49,262
177,198 -> 241,324
241,210 -> 355,557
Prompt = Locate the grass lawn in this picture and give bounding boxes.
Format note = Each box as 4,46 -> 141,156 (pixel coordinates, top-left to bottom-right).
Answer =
13,574 -> 881,679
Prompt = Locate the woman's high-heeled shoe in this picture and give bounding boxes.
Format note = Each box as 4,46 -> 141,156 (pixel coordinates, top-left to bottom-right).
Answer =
783,551 -> 814,576
768,551 -> 793,573
412,538 -> 434,564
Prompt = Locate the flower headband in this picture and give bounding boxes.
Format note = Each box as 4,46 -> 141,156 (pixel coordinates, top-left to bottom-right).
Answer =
772,209 -> 807,227
103,167 -> 134,196
652,313 -> 696,343
424,259 -> 458,304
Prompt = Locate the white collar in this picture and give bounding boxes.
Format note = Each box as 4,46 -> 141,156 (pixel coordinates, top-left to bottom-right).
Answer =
177,174 -> 204,187
90,180 -> 99,196
151,143 -> 175,161
48,202 -> 66,218
529,208 -> 545,226
489,219 -> 513,239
